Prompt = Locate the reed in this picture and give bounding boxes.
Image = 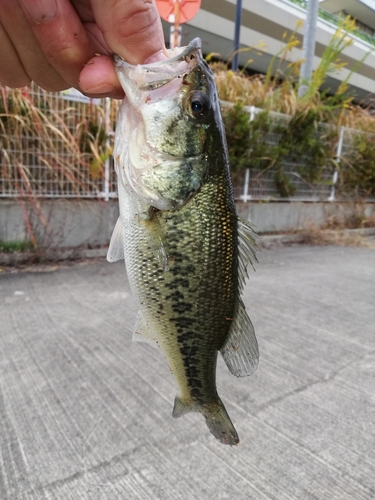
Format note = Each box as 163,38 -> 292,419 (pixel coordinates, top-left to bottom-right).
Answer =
0,85 -> 116,247
214,16 -> 374,130
215,16 -> 375,198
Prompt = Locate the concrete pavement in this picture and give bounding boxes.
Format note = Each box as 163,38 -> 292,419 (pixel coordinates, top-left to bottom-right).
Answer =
1,243 -> 374,499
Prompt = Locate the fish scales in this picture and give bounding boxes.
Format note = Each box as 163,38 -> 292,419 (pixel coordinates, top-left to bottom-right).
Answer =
127,180 -> 237,399
108,38 -> 259,445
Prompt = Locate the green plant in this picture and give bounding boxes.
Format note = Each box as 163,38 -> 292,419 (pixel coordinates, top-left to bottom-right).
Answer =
223,103 -> 338,197
0,240 -> 34,253
279,111 -> 336,180
216,15 -> 375,199
339,132 -> 375,197
298,17 -> 368,103
288,0 -> 375,48
222,103 -> 254,180
77,119 -> 110,179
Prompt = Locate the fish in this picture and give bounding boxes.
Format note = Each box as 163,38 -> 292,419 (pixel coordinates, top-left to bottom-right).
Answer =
107,38 -> 259,446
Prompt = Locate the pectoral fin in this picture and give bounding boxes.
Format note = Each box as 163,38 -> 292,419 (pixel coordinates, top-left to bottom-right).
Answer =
141,208 -> 170,271
107,217 -> 124,262
220,298 -> 259,377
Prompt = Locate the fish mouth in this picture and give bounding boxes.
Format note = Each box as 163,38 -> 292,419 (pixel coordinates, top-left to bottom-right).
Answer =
114,37 -> 201,69
114,38 -> 203,91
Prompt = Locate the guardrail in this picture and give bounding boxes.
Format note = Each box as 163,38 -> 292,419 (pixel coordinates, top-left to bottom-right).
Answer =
287,0 -> 375,47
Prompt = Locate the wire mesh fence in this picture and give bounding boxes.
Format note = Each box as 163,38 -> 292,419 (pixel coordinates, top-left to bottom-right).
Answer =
233,106 -> 339,202
0,84 -> 119,200
0,89 -> 374,202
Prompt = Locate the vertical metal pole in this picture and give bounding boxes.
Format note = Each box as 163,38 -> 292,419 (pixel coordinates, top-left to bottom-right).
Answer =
329,126 -> 344,201
241,106 -> 255,202
298,0 -> 320,97
104,97 -> 111,202
169,0 -> 181,48
232,0 -> 243,72
249,105 -> 255,122
174,0 -> 180,48
242,168 -> 250,202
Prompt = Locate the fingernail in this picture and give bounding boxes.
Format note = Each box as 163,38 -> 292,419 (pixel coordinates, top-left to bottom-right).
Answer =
79,82 -> 115,95
20,0 -> 57,22
145,49 -> 169,64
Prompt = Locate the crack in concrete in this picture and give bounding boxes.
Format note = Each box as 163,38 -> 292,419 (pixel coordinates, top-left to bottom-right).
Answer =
256,349 -> 375,414
16,445 -> 144,497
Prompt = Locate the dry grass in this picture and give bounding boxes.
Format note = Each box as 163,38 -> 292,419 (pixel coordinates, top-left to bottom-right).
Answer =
213,16 -> 375,132
213,68 -> 300,115
0,85 -> 117,248
299,225 -> 375,248
0,86 -> 110,194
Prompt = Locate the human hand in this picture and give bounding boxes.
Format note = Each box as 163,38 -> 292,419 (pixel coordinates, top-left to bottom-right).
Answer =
0,0 -> 167,98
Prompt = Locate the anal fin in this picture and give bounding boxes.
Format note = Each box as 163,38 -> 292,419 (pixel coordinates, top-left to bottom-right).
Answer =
132,311 -> 160,348
172,397 -> 200,418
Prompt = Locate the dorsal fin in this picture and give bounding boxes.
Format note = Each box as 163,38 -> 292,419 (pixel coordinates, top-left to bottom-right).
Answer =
220,298 -> 259,377
220,217 -> 260,377
237,217 -> 259,291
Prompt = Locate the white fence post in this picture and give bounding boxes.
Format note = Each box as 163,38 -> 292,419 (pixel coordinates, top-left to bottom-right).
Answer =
241,168 -> 251,202
329,126 -> 345,201
103,97 -> 111,202
240,106 -> 256,202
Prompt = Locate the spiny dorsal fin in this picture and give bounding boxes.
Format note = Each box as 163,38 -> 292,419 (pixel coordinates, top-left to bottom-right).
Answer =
107,217 -> 124,263
220,298 -> 259,378
237,217 -> 259,291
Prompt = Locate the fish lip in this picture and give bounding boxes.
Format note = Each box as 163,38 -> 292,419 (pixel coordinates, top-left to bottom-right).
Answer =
113,37 -> 202,70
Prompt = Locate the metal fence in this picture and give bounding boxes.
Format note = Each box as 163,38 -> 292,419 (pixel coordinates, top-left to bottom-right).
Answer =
233,106 -> 374,202
0,88 -> 373,202
0,84 -> 118,201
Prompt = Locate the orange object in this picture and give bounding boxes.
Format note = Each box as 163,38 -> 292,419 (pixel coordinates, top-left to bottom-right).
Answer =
156,0 -> 201,24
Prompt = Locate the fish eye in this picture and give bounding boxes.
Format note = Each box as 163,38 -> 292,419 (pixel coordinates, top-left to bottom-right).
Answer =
188,92 -> 210,119
192,99 -> 203,114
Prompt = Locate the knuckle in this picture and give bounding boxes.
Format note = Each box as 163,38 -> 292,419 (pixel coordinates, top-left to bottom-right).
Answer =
112,0 -> 159,40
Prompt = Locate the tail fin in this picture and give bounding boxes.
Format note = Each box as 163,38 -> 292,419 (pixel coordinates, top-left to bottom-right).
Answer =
172,395 -> 239,446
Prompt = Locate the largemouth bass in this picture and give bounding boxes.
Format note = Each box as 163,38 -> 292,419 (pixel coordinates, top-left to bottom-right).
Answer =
108,38 -> 259,445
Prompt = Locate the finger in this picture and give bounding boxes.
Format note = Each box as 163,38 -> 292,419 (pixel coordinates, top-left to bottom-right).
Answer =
78,14 -> 167,99
0,1 -> 67,91
79,49 -> 167,99
0,21 -> 30,87
70,0 -> 95,22
79,55 -> 125,99
18,0 -> 103,90
89,0 -> 167,65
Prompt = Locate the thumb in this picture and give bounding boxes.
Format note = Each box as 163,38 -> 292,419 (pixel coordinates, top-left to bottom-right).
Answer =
89,0 -> 167,65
